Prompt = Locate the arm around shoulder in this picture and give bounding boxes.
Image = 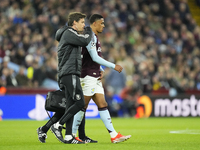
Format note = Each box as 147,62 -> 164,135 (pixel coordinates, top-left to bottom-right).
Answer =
65,27 -> 92,46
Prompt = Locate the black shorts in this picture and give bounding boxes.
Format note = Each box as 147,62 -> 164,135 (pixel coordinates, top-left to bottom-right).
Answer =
59,74 -> 84,102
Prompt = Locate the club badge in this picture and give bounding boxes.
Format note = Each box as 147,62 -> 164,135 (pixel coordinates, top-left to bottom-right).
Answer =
76,94 -> 81,100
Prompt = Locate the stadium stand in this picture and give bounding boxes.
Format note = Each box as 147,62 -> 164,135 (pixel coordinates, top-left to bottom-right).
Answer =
0,0 -> 200,98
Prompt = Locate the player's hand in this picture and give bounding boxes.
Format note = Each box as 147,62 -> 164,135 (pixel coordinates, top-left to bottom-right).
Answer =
114,65 -> 123,73
98,71 -> 104,80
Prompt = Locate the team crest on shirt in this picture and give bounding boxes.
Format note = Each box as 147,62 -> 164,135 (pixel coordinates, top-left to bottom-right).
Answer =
91,88 -> 95,94
91,42 -> 95,47
76,94 -> 81,100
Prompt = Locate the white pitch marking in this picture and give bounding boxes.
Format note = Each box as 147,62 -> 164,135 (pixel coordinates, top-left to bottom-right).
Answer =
169,130 -> 200,134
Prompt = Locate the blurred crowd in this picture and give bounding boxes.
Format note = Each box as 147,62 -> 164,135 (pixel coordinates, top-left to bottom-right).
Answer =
196,0 -> 200,7
0,0 -> 200,98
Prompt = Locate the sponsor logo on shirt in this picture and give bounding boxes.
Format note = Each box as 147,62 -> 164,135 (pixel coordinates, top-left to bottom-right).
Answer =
97,47 -> 101,52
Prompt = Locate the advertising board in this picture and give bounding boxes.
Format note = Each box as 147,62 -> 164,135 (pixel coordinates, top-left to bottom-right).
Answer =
1,94 -> 199,120
0,94 -> 100,120
137,95 -> 200,117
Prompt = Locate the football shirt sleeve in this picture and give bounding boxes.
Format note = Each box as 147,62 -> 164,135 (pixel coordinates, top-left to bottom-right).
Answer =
86,36 -> 115,69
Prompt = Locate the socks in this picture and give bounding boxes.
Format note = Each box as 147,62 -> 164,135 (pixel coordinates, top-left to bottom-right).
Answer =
110,131 -> 118,138
99,107 -> 118,138
78,114 -> 86,139
72,110 -> 85,136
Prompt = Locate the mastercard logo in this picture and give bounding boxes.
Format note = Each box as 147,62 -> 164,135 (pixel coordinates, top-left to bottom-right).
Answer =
136,95 -> 152,118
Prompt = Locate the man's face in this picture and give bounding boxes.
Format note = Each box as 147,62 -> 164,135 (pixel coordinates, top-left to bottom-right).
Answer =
95,18 -> 105,33
74,18 -> 85,32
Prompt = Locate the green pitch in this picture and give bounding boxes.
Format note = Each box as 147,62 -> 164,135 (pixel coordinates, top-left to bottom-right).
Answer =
0,117 -> 200,150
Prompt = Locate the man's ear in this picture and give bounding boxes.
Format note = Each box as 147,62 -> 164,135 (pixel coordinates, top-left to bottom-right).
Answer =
73,20 -> 76,26
93,22 -> 96,27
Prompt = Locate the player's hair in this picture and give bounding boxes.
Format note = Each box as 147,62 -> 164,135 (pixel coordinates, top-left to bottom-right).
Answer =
89,14 -> 103,24
68,12 -> 86,26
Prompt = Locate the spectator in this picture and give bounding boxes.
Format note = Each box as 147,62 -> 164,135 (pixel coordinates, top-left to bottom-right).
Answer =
15,66 -> 29,87
0,67 -> 17,87
105,86 -> 121,117
32,61 -> 46,87
119,82 -> 145,118
196,0 -> 200,6
105,66 -> 126,95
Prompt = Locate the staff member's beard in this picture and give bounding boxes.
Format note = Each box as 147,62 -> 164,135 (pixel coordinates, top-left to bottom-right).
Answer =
78,31 -> 84,34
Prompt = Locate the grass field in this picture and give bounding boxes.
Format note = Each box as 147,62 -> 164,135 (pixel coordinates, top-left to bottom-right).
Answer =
0,117 -> 200,150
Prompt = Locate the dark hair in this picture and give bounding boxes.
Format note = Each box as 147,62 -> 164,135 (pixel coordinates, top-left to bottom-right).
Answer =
68,12 -> 86,26
89,14 -> 103,24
